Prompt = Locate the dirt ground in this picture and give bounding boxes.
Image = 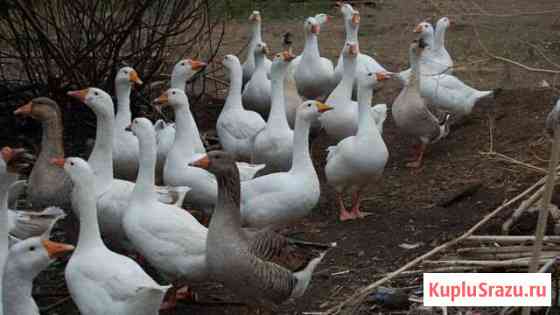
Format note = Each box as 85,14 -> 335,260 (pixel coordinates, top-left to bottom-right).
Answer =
4,0 -> 560,314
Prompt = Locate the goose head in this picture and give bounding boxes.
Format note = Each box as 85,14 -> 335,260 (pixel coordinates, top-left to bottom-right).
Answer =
298,100 -> 333,122
0,147 -> 25,174
271,50 -> 296,72
436,17 -> 451,30
304,17 -> 322,35
14,97 -> 61,122
8,237 -> 74,278
171,59 -> 207,88
342,41 -> 359,60
337,2 -> 359,26
222,54 -> 242,74
248,10 -> 261,23
67,87 -> 114,118
413,21 -> 434,44
115,66 -> 142,90
153,88 -> 189,110
357,70 -> 391,91
128,117 -> 155,140
190,150 -> 237,178
254,42 -> 270,59
52,157 -> 94,191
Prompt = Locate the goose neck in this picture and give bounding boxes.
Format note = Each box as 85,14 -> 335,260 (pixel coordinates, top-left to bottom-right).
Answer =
0,173 -> 18,210
3,269 -> 36,315
356,85 -> 377,138
170,75 -> 186,91
290,114 -> 313,174
88,109 -> 114,193
73,184 -> 105,251
344,19 -> 359,43
115,83 -> 132,130
133,132 -> 157,202
172,103 -> 195,155
303,33 -> 320,59
434,26 -> 446,51
409,51 -> 421,89
341,55 -> 357,91
224,66 -> 243,111
40,116 -> 65,160
211,168 -> 243,233
268,68 -> 290,130
247,23 -> 262,60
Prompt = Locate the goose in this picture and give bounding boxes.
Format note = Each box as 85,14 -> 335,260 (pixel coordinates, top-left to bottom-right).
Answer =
239,100 -> 332,228
156,89 -> 263,216
190,151 -> 333,312
156,58 -> 207,181
333,3 -> 387,95
112,66 -> 143,182
252,50 -> 295,175
320,42 -> 389,142
67,88 -> 186,252
0,147 -> 66,241
325,70 -> 389,221
52,157 -> 170,315
13,98 -> 72,210
293,15 -> 336,100
242,42 -> 272,118
397,21 -> 442,85
123,117 -> 207,310
242,11 -> 272,85
3,229 -> 74,315
217,55 -> 266,161
546,97 -> 560,137
391,40 -> 451,168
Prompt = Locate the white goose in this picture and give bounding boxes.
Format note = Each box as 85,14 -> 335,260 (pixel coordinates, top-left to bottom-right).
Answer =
240,100 -> 332,228
158,89 -> 262,215
2,228 -> 73,315
252,51 -> 295,175
398,21 -> 439,84
217,55 -> 266,161
156,59 -> 207,180
124,117 -> 207,309
242,42 -> 272,117
333,3 -> 387,94
320,42 -> 389,142
325,70 -> 389,221
54,157 -> 170,315
67,88 -> 185,252
293,15 -> 336,100
112,66 -> 143,182
434,17 -> 453,74
242,11 -> 272,85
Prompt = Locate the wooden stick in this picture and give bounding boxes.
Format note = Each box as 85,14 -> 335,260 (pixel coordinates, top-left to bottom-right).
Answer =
458,251 -> 560,260
324,176 -> 545,315
524,127 -> 560,315
423,257 -> 552,268
457,245 -> 560,254
465,235 -> 560,243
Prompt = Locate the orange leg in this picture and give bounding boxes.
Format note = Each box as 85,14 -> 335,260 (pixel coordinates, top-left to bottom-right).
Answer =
406,143 -> 426,168
160,286 -> 178,311
349,190 -> 372,219
337,192 -> 354,221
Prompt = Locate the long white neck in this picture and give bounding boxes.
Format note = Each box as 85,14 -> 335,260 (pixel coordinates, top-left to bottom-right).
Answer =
268,65 -> 290,130
356,85 -> 377,139
340,54 -> 357,97
254,52 -> 266,74
290,114 -> 313,174
434,25 -> 446,51
247,23 -> 262,62
224,65 -> 244,111
115,82 -> 132,131
170,102 -> 195,160
2,266 -> 37,315
88,107 -> 115,189
409,50 -> 421,89
344,18 -> 358,43
302,32 -> 320,60
133,131 -> 157,203
170,73 -> 186,91
74,183 -> 105,252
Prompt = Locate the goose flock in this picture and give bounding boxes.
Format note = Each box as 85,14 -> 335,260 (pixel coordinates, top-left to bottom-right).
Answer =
1,2 -> 527,314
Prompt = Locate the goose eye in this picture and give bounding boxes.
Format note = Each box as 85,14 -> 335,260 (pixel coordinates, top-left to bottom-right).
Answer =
70,161 -> 74,166
368,73 -> 373,77
124,70 -> 128,74
172,91 -> 176,95
29,246 -> 35,251
180,62 -> 185,66
307,103 -> 312,107
94,91 -> 99,96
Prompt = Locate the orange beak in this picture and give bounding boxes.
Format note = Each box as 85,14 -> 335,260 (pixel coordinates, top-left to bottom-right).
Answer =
349,43 -> 358,55
311,24 -> 320,34
282,51 -> 296,62
189,155 -> 210,169
1,147 -> 25,162
315,101 -> 334,113
376,72 -> 391,81
413,24 -> 423,33
153,92 -> 169,107
351,13 -> 360,26
129,70 -> 143,85
14,101 -> 33,116
67,89 -> 89,103
50,158 -> 65,168
190,60 -> 207,71
42,239 -> 74,259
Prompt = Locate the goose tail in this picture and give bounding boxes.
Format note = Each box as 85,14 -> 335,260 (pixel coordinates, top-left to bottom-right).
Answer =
433,113 -> 451,144
127,284 -> 171,313
291,251 -> 328,298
